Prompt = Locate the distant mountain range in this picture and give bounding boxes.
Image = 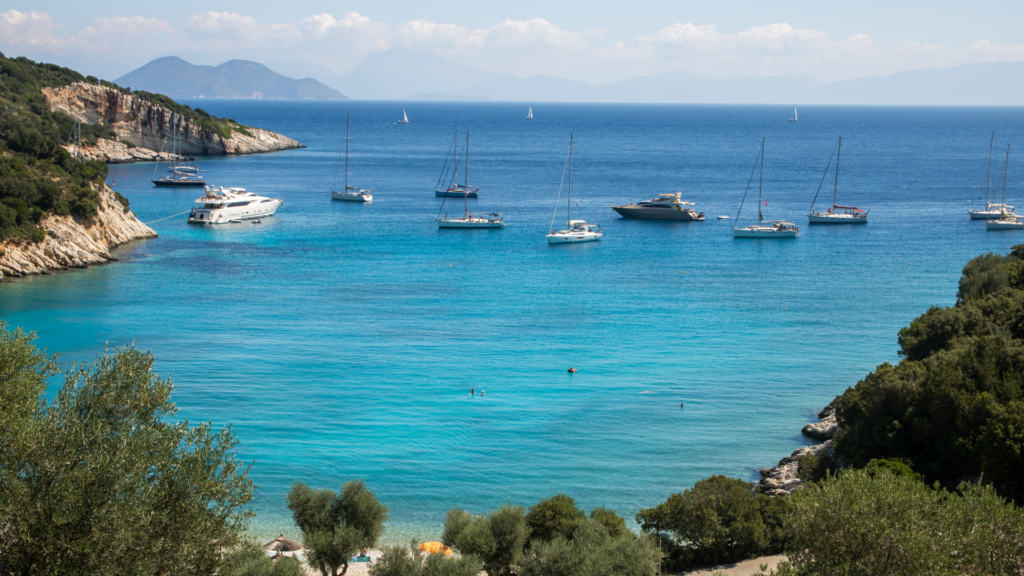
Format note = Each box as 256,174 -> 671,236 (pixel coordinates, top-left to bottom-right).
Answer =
115,57 -> 346,100
118,52 -> 1024,105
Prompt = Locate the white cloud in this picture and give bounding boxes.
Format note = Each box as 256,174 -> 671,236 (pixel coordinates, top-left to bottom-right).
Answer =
0,10 -> 66,52
2,11 -> 1024,85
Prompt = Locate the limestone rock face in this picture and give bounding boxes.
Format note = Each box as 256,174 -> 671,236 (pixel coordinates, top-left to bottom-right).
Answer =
42,83 -> 303,161
758,440 -> 833,497
69,138 -> 185,164
0,186 -> 157,279
802,404 -> 839,440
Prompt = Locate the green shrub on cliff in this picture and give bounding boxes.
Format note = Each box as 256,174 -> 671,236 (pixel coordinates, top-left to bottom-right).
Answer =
0,322 -> 255,574
775,469 -> 1024,576
834,246 -> 1024,494
635,475 -> 788,571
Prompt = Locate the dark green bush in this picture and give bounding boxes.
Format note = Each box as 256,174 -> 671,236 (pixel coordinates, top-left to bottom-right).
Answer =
442,504 -> 528,576
589,506 -> 627,538
370,543 -> 482,576
519,520 -> 661,576
636,475 -> 788,571
220,541 -> 305,576
526,494 -> 587,543
29,227 -> 45,242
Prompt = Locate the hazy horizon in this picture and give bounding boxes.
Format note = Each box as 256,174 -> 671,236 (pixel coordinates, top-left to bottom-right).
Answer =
4,0 -> 1024,88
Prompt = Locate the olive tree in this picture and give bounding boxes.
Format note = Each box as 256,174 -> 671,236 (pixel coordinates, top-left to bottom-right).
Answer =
220,540 -> 306,576
287,479 -> 390,576
369,542 -> 482,576
442,504 -> 529,576
520,520 -> 661,576
526,494 -> 587,543
0,323 -> 254,575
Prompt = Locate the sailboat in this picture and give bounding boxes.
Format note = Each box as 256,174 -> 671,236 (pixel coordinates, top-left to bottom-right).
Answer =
987,144 -> 1022,230
733,137 -> 799,238
526,107 -> 533,120
547,134 -> 602,244
398,108 -> 410,124
789,108 -> 798,122
970,131 -> 1012,219
152,113 -> 205,187
331,113 -> 372,202
437,131 -> 504,229
434,128 -> 478,198
808,137 -> 868,223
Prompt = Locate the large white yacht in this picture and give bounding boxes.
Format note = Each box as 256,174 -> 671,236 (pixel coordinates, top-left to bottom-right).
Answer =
547,134 -> 602,244
188,187 -> 282,224
734,137 -> 799,239
611,193 -> 704,221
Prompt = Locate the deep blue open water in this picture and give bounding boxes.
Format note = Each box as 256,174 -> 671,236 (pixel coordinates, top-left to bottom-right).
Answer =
2,101 -> 1023,540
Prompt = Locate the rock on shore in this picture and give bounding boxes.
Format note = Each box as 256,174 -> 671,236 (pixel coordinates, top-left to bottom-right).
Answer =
42,83 -> 303,161
66,137 -> 187,164
757,404 -> 840,496
0,185 -> 157,279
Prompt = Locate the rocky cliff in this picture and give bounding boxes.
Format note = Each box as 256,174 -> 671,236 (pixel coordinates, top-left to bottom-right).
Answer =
758,405 -> 841,496
69,138 -> 187,164
0,185 -> 157,279
42,83 -> 303,161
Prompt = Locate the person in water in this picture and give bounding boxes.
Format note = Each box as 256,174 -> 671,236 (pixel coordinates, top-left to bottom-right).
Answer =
471,388 -> 475,395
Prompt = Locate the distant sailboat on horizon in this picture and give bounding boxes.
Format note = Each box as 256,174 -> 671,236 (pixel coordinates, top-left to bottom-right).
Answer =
398,108 -> 410,124
789,107 -> 798,122
526,107 -> 533,120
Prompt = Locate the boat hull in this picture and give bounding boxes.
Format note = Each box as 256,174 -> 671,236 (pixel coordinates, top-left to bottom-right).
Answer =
332,192 -> 371,202
808,213 -> 867,224
986,220 -> 1024,230
547,232 -> 602,244
733,227 -> 799,238
970,210 -> 1006,219
153,179 -> 206,187
436,190 -> 478,198
437,218 -> 505,229
611,206 -> 704,221
189,200 -> 281,224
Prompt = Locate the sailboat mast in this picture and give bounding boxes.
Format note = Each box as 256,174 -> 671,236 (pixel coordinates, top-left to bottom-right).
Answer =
1001,144 -> 1010,214
833,136 -> 842,207
758,136 -> 764,224
567,133 -> 573,227
464,131 -> 469,215
345,113 -> 350,190
986,130 -> 995,205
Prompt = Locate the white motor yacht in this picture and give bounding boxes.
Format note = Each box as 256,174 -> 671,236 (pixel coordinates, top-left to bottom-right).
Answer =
734,137 -> 799,239
808,137 -> 868,224
188,187 -> 282,224
611,193 -> 705,221
547,134 -> 602,244
970,132 -> 1014,219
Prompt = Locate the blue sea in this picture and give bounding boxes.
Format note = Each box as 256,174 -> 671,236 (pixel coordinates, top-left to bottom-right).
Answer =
2,101 -> 1023,541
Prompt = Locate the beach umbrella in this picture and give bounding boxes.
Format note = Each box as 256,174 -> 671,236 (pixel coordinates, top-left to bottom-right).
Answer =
418,542 -> 452,555
264,534 -> 303,552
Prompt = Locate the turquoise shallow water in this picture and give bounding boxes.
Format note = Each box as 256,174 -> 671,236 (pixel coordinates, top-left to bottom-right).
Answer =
2,102 -> 1023,541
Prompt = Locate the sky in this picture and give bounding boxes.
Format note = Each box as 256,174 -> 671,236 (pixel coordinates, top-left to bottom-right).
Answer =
3,0 -> 1023,85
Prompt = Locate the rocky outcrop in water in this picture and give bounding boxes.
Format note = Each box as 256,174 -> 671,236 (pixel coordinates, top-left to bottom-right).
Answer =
42,83 -> 303,161
757,404 -> 840,496
0,185 -> 157,279
801,405 -> 839,441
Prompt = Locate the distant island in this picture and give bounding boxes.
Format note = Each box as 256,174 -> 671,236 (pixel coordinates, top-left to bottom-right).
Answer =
115,57 -> 347,100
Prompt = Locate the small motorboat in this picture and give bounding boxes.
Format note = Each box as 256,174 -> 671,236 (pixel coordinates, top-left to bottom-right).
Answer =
717,215 -> 729,220
252,219 -> 262,224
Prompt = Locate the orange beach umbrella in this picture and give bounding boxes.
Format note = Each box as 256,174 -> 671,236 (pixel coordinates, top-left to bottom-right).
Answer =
418,541 -> 452,555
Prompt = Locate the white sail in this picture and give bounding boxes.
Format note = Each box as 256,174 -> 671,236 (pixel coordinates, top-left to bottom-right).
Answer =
399,108 -> 409,124
795,107 -> 798,120
526,107 -> 533,120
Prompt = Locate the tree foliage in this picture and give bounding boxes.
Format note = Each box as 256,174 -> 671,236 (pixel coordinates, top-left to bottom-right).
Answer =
369,542 -> 482,576
635,475 -> 788,570
442,504 -> 529,576
526,494 -> 588,543
519,520 -> 661,576
0,322 -> 254,575
835,247 -> 1024,494
220,540 -> 306,576
287,479 -> 390,576
781,469 -> 1024,576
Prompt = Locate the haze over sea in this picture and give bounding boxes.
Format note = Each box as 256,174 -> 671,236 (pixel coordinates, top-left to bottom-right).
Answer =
2,101 -> 1023,541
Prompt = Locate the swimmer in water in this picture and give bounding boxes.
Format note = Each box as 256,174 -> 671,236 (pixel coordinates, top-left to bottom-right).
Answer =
481,391 -> 485,397
471,388 -> 475,395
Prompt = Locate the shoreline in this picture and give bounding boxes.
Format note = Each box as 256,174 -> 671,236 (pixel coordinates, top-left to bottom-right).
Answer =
757,405 -> 838,496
